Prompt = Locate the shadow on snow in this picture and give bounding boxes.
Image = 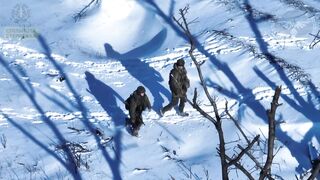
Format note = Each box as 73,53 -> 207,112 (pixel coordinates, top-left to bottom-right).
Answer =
104,28 -> 171,110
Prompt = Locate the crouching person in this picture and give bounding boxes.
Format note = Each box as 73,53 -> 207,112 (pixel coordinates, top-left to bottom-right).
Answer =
125,86 -> 151,136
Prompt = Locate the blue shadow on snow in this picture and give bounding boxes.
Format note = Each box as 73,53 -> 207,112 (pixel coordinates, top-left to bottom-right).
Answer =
104,28 -> 171,110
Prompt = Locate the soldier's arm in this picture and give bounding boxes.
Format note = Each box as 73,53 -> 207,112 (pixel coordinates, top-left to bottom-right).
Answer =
170,71 -> 181,94
183,69 -> 190,89
129,99 -> 137,121
185,76 -> 190,89
145,95 -> 151,110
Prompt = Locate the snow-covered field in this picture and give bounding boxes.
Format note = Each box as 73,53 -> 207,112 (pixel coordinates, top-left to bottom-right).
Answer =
0,0 -> 320,179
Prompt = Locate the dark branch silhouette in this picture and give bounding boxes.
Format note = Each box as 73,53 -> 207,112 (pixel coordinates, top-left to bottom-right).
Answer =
260,86 -> 282,180
309,30 -> 320,49
73,0 -> 101,22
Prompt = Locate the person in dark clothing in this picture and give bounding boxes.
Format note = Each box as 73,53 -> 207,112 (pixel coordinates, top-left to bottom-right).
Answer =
160,58 -> 190,116
125,86 -> 151,136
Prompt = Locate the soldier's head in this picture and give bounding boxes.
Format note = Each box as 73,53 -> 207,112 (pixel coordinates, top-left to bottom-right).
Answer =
176,59 -> 185,69
136,86 -> 146,96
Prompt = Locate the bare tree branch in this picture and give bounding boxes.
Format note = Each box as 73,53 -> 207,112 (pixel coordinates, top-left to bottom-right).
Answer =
175,6 -> 220,121
73,0 -> 101,22
225,101 -> 250,144
187,88 -> 217,124
259,86 -> 282,180
309,30 -> 320,49
238,145 -> 275,180
173,6 -> 228,179
173,16 -> 187,33
188,17 -> 200,25
174,6 -> 282,180
225,155 -> 255,180
228,135 -> 260,167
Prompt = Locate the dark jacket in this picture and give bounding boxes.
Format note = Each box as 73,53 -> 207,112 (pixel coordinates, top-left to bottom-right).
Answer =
169,63 -> 190,97
126,91 -> 151,121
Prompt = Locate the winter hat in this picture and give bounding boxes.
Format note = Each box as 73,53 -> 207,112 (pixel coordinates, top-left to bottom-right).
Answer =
176,59 -> 185,66
136,86 -> 146,94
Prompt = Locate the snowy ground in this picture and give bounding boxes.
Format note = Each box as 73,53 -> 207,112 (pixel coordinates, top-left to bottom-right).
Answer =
0,0 -> 320,179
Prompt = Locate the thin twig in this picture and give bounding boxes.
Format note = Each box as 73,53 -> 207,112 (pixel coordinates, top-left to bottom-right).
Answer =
228,135 -> 260,167
309,30 -> 320,49
73,0 -> 100,22
225,101 -> 250,144
238,144 -> 275,180
225,155 -> 255,180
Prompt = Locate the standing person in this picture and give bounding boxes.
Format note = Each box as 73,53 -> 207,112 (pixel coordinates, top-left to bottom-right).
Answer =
160,58 -> 190,116
125,86 -> 151,136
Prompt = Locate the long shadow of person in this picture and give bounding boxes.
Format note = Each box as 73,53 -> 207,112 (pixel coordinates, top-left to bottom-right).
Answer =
37,34 -> 126,180
104,28 -> 171,111
85,71 -> 125,125
85,71 -> 125,180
